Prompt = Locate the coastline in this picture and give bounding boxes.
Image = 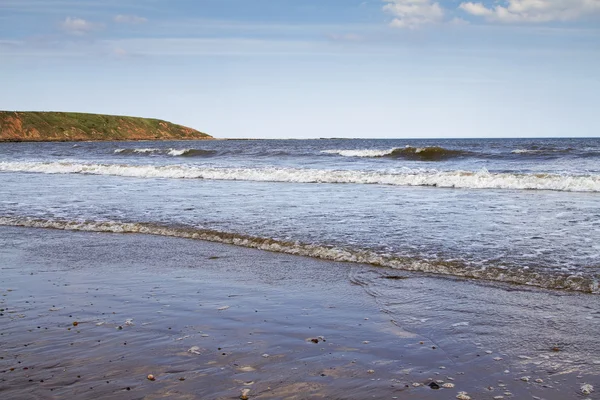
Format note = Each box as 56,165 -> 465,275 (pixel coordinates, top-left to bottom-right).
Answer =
0,137 -> 216,143
1,226 -> 597,399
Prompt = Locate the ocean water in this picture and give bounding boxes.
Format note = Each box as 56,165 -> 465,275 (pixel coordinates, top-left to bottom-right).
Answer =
1,137 -> 599,293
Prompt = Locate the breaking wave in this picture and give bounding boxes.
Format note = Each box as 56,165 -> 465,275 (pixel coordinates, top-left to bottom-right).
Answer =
1,161 -> 599,192
322,146 -> 471,161
114,148 -> 216,157
1,216 -> 597,294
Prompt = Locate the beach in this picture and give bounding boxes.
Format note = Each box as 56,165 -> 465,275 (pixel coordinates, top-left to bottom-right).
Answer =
1,226 -> 598,399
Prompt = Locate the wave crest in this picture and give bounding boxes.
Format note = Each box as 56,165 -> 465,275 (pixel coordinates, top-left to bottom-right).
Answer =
1,216 -> 597,294
1,161 -> 599,192
322,146 -> 470,161
114,148 -> 216,157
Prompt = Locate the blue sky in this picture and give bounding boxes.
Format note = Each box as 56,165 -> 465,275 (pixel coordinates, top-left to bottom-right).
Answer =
1,0 -> 599,138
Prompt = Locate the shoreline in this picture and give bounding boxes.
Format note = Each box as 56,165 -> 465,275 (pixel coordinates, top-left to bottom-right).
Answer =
1,226 -> 598,399
1,216 -> 597,294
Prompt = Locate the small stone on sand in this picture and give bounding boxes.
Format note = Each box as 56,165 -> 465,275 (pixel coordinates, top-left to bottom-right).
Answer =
581,384 -> 594,395
147,374 -> 155,381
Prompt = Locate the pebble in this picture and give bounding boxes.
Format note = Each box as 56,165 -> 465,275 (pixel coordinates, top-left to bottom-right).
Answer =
124,319 -> 134,326
581,384 -> 594,395
493,397 -> 504,399
485,350 -> 493,354
240,388 -> 251,400
442,383 -> 455,388
456,392 -> 471,400
412,382 -> 422,387
367,370 -> 375,374
520,376 -> 530,382
363,341 -> 370,344
262,354 -> 269,358
147,374 -> 155,381
534,378 -> 543,383
188,346 -> 201,355
217,306 -> 230,311
493,357 -> 503,361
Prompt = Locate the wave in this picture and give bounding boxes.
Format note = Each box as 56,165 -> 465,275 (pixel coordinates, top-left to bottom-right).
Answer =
511,148 -> 573,155
512,147 -> 600,159
322,146 -> 471,161
1,161 -> 599,192
1,216 -> 597,294
114,148 -> 216,157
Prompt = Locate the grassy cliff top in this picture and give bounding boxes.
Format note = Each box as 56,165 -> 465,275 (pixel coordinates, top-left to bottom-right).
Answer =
0,111 -> 212,142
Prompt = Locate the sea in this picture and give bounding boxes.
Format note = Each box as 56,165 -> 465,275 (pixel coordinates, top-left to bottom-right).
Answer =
0,137 -> 599,293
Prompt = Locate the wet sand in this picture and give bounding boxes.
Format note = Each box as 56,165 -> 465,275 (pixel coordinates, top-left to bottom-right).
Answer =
1,226 -> 598,399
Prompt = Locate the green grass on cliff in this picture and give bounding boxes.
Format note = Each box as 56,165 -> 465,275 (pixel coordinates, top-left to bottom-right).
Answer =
0,111 -> 211,142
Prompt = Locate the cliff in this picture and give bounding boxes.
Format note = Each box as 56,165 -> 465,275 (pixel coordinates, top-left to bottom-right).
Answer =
0,111 -> 212,142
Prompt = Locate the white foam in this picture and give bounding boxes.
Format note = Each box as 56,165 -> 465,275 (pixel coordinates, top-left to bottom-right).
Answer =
321,148 -> 398,158
511,149 -> 535,154
115,148 -> 196,156
167,149 -> 189,156
114,148 -> 161,154
0,216 -> 598,294
1,161 -> 599,192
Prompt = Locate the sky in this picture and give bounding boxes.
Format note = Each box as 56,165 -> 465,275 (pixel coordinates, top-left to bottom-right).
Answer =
1,0 -> 599,139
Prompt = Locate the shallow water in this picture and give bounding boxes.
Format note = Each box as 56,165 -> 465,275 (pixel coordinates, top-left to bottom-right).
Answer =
1,138 -> 599,292
2,227 -> 599,399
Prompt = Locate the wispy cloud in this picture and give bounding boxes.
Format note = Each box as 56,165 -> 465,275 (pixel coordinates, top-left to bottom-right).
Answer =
61,17 -> 103,35
383,0 -> 444,29
114,14 -> 147,24
460,0 -> 600,23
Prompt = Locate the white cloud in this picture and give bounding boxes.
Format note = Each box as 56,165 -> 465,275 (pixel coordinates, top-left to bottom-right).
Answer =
61,17 -> 101,35
459,0 -> 600,23
383,0 -> 444,29
114,15 -> 148,24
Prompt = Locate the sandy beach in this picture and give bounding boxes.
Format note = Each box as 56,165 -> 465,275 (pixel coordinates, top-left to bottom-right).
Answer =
1,226 -> 598,399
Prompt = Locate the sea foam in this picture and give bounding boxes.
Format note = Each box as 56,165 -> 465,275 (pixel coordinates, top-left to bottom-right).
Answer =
1,161 -> 599,192
1,216 -> 597,294
114,148 -> 214,157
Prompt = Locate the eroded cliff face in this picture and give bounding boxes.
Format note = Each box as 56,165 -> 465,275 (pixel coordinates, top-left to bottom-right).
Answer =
0,111 -> 212,142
